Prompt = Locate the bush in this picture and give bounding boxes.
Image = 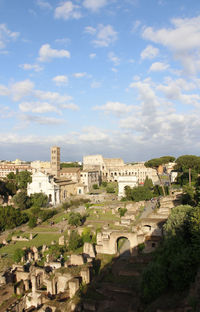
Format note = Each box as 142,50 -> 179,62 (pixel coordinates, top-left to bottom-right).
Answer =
28,215 -> 37,228
68,230 -> 83,251
0,206 -> 28,231
118,207 -> 127,217
106,185 -> 115,193
81,228 -> 92,243
141,262 -> 168,303
68,212 -> 82,227
13,191 -> 30,210
30,192 -> 48,208
13,248 -> 25,263
93,184 -> 99,190
101,181 -> 107,187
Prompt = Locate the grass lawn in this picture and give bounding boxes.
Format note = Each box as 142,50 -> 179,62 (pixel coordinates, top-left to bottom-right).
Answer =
0,232 -> 60,257
31,226 -> 59,232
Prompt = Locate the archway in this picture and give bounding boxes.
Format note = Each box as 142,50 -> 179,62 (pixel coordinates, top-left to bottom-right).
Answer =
116,236 -> 131,257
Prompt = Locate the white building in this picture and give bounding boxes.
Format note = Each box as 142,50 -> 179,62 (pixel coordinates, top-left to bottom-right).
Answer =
80,170 -> 100,192
27,171 -> 60,205
118,176 -> 138,198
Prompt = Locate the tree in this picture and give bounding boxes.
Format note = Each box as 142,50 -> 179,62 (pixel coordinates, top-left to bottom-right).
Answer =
125,185 -> 153,201
13,191 -> 30,210
30,192 -> 48,208
145,156 -> 175,196
144,176 -> 153,189
68,212 -> 82,227
16,171 -> 32,189
0,206 -> 28,231
175,155 -> 200,186
163,205 -> 193,237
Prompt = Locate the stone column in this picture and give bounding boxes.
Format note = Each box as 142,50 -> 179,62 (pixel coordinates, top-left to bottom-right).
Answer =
31,275 -> 37,293
69,278 -> 79,298
24,279 -> 30,291
80,268 -> 90,284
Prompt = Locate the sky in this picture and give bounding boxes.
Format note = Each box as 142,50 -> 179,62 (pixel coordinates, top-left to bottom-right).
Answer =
0,0 -> 200,162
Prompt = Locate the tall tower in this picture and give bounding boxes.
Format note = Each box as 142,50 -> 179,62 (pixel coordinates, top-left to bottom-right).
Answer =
51,146 -> 60,177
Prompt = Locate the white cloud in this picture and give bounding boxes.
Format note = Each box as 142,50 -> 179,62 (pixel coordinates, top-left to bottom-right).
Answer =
79,126 -> 108,142
54,1 -> 81,20
0,84 -> 9,96
140,45 -> 159,60
142,15 -> 200,74
132,20 -> 141,32
11,80 -> 35,101
94,101 -> 134,115
0,105 -> 15,119
55,38 -> 71,46
19,101 -> 60,114
21,115 -> 65,125
91,81 -> 101,88
149,62 -> 169,71
52,75 -> 68,86
38,44 -> 70,62
89,53 -> 96,59
19,63 -> 43,72
86,24 -> 118,47
84,26 -> 96,35
0,79 -> 78,112
36,0 -> 52,10
0,24 -> 19,49
83,0 -> 107,12
108,52 -> 120,66
72,72 -> 87,78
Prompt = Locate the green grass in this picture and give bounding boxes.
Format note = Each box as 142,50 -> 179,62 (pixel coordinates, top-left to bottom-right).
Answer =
0,233 -> 60,257
31,226 -> 59,232
87,209 -> 120,222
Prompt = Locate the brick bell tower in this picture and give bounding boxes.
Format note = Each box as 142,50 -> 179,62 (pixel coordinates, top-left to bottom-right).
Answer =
50,146 -> 60,177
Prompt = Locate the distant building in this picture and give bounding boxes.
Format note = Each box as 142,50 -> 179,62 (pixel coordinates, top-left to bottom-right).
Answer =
80,170 -> 100,192
27,171 -> 78,205
31,161 -> 51,174
118,176 -> 138,198
60,167 -> 81,182
0,162 -> 31,178
83,155 -> 158,185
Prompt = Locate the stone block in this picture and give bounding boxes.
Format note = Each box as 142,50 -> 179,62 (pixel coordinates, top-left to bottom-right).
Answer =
80,267 -> 90,284
70,254 -> 84,266
83,242 -> 95,258
59,235 -> 65,246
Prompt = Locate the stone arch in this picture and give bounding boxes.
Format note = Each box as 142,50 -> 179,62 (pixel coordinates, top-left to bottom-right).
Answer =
116,236 -> 131,256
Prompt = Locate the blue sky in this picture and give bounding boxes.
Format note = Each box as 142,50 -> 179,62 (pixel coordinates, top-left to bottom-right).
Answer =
0,0 -> 200,162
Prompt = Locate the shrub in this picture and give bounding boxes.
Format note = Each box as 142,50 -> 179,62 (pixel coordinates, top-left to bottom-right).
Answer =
106,185 -> 115,193
28,215 -> 37,228
13,248 -> 25,263
68,230 -> 83,251
118,207 -> 127,217
101,181 -> 107,187
68,212 -> 82,227
93,184 -> 99,190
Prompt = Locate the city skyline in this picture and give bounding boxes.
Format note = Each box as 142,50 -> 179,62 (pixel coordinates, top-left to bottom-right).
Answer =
0,0 -> 200,161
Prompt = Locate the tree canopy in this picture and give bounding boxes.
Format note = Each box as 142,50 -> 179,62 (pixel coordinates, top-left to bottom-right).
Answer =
175,155 -> 200,172
145,156 -> 175,169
